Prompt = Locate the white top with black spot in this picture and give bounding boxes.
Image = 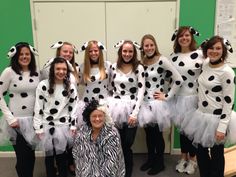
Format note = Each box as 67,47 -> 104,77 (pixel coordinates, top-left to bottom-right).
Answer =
170,50 -> 203,96
78,61 -> 112,102
33,79 -> 78,134
110,63 -> 145,119
198,58 -> 235,133
144,55 -> 183,101
0,67 -> 40,125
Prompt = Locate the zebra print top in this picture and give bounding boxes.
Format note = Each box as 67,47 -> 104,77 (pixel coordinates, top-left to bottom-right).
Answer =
72,124 -> 125,177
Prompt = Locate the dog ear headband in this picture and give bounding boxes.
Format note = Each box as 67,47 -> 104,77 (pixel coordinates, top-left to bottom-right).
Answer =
43,57 -> 74,71
80,41 -> 106,51
50,41 -> 78,54
171,26 -> 200,41
114,40 -> 141,50
201,38 -> 233,53
7,42 -> 38,58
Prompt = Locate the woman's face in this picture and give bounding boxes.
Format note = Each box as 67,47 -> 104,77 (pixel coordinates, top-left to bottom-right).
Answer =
178,30 -> 192,49
143,38 -> 156,57
89,43 -> 100,62
59,44 -> 74,61
122,43 -> 134,62
90,109 -> 105,130
207,41 -> 223,62
18,47 -> 31,69
54,62 -> 68,82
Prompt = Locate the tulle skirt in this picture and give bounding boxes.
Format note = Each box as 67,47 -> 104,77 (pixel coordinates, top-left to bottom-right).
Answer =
107,97 -> 136,128
138,100 -> 171,131
0,116 -> 37,147
73,100 -> 86,127
181,109 -> 236,148
168,95 -> 198,127
38,124 -> 74,156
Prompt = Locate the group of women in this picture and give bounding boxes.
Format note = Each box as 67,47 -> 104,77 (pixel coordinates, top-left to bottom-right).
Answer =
0,26 -> 236,177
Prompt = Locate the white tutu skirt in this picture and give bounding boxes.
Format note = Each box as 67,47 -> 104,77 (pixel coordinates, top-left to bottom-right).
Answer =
168,95 -> 198,127
107,97 -> 136,128
181,109 -> 236,148
138,100 -> 171,131
0,116 -> 37,147
38,125 -> 74,156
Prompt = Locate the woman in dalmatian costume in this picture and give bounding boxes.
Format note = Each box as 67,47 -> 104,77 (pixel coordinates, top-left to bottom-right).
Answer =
108,40 -> 145,177
40,41 -> 79,88
169,26 -> 204,175
76,40 -> 112,125
138,34 -> 183,175
33,57 -> 77,177
181,36 -> 236,177
40,41 -> 79,175
0,42 -> 39,177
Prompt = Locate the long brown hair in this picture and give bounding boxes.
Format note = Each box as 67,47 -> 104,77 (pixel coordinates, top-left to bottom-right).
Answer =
83,40 -> 106,82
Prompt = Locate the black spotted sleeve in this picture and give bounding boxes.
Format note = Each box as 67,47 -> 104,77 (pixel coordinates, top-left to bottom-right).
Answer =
0,67 -> 16,124
162,56 -> 183,100
217,68 -> 235,133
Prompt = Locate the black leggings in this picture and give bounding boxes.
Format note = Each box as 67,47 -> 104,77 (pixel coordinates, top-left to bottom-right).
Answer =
180,133 -> 196,157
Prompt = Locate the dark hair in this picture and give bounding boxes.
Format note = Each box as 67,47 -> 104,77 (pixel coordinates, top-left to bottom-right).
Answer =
202,35 -> 228,61
82,99 -> 100,127
48,57 -> 71,95
173,26 -> 197,53
10,42 -> 37,76
117,40 -> 139,72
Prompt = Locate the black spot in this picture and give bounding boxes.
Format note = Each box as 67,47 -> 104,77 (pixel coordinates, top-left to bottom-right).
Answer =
55,101 -> 60,105
224,96 -> 232,103
120,83 -> 126,89
59,117 -> 66,123
152,77 -> 157,82
179,61 -> 185,66
42,85 -> 47,91
157,67 -> 164,74
135,70 -> 139,74
208,75 -> 215,81
188,83 -> 194,88
13,84 -> 17,87
19,76 -> 23,81
71,120 -> 76,126
99,95 -> 104,99
138,82 -> 143,88
0,81 -> 3,85
3,91 -> 7,96
50,108 -> 58,114
202,101 -> 208,107
220,114 -> 226,119
40,125 -> 43,129
151,67 -> 154,71
182,75 -> 187,81
84,97 -> 89,103
195,63 -> 200,68
165,70 -> 173,78
114,96 -> 121,99
130,95 -> 135,100
190,52 -> 198,59
29,79 -> 34,83
205,90 -> 209,94
22,106 -> 27,109
213,109 -> 222,115
145,73 -> 149,77
216,97 -> 221,102
226,79 -> 231,84
9,93 -> 14,98
130,87 -> 137,94
160,79 -> 164,85
21,92 -> 28,98
39,109 -> 43,115
62,90 -> 68,97
39,95 -> 44,100
145,81 -> 151,88
93,88 -> 100,94
69,98 -> 74,103
68,106 -> 73,112
46,116 -> 53,121
70,89 -> 74,94
121,91 -> 125,95
187,70 -> 195,76
172,56 -> 178,62
175,80 -> 181,85
141,72 -> 145,77
128,78 -> 134,82
49,121 -> 54,126
159,60 -> 163,65
90,76 -> 95,82
212,86 -> 222,92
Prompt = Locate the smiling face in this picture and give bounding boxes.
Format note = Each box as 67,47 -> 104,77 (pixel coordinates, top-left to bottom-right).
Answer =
54,62 -> 68,83
207,41 -> 223,62
89,43 -> 100,62
122,43 -> 134,63
90,109 -> 105,130
178,29 -> 192,50
59,44 -> 74,61
143,38 -> 156,57
18,47 -> 31,70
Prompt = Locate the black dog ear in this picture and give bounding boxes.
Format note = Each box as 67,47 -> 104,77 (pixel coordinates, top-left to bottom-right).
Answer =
171,29 -> 178,41
50,41 -> 64,49
80,42 -> 89,51
189,27 -> 200,36
223,39 -> 233,53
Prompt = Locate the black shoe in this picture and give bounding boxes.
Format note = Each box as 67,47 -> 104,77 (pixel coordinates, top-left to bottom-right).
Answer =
140,161 -> 153,171
147,165 -> 165,175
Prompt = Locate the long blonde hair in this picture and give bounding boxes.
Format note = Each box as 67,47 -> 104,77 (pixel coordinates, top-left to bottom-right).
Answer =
83,40 -> 106,82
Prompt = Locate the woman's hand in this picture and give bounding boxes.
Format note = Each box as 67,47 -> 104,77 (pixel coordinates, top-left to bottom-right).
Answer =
153,91 -> 166,101
36,133 -> 44,140
215,131 -> 225,141
70,129 -> 77,137
128,116 -> 137,127
10,120 -> 19,128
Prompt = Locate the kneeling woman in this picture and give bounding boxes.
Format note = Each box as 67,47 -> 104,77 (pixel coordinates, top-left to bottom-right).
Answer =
34,57 -> 78,177
73,99 -> 125,177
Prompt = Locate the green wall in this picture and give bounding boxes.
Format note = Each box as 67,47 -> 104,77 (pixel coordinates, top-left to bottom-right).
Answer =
0,0 -> 33,151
